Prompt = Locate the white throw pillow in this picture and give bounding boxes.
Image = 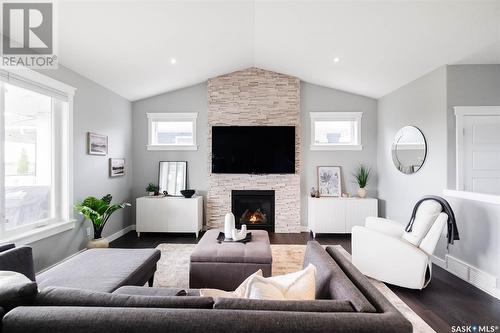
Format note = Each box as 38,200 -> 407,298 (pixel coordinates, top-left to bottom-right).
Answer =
199,269 -> 262,298
244,264 -> 316,300
402,200 -> 442,246
244,275 -> 286,300
0,271 -> 32,286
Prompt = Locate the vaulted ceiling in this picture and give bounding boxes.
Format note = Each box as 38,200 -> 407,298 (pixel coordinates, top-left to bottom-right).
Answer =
58,1 -> 500,101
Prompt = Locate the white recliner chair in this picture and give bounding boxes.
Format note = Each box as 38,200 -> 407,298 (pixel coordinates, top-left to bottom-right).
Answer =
351,200 -> 447,289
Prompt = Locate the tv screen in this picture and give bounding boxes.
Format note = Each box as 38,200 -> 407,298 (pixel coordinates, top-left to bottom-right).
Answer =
212,126 -> 295,174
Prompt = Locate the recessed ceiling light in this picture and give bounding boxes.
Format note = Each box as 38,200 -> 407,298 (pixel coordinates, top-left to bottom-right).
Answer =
170,58 -> 177,64
333,57 -> 340,63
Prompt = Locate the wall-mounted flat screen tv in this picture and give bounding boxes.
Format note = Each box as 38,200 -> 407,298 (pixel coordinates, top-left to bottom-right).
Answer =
212,126 -> 295,174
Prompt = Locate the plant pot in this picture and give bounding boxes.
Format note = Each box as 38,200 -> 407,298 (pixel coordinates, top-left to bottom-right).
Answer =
358,187 -> 367,198
87,237 -> 109,249
148,192 -> 155,196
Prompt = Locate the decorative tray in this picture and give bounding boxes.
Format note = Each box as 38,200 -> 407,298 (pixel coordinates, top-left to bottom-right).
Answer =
217,232 -> 252,243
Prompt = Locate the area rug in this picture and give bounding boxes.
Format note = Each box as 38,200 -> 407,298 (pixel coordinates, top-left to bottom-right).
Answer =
154,243 -> 435,333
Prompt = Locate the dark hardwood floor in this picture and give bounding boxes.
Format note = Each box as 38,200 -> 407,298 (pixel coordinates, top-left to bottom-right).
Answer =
111,231 -> 500,333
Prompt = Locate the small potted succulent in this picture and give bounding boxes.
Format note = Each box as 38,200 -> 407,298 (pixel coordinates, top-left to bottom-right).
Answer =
146,183 -> 159,196
353,164 -> 371,198
75,194 -> 130,248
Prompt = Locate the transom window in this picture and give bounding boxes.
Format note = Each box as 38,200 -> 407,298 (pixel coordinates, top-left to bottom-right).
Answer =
147,113 -> 198,151
310,112 -> 362,150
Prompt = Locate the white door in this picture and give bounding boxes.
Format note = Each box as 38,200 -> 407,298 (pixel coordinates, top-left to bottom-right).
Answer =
462,115 -> 500,195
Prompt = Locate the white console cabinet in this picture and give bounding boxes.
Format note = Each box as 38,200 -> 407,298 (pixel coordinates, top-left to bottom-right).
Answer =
307,197 -> 378,237
136,196 -> 203,237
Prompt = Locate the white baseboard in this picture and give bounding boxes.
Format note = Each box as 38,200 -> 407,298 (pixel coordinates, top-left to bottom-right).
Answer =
433,254 -> 499,300
431,255 -> 447,269
106,224 -> 136,242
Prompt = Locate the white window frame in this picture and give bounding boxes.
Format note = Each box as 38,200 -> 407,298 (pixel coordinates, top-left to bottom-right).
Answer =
146,112 -> 198,151
309,111 -> 363,151
0,68 -> 76,244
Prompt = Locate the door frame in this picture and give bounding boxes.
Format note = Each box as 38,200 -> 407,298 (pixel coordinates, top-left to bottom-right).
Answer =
454,106 -> 500,191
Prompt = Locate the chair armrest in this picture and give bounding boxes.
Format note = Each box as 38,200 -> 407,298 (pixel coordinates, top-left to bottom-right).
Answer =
352,226 -> 430,289
0,246 -> 36,281
365,217 -> 405,238
419,213 -> 447,256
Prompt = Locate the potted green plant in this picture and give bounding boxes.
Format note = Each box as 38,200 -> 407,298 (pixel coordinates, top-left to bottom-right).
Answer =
353,164 -> 371,198
146,183 -> 159,196
75,194 -> 130,248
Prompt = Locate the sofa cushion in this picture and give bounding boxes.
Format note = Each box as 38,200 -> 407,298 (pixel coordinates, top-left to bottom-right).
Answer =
113,286 -> 199,297
36,248 -> 161,292
243,264 -> 316,300
3,305 -> 412,333
0,271 -> 38,310
402,200 -> 442,246
213,297 -> 355,312
36,286 -> 214,309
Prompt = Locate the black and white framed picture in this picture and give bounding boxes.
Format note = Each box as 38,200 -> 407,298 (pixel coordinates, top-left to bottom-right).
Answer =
87,132 -> 108,155
317,166 -> 342,197
109,158 -> 125,177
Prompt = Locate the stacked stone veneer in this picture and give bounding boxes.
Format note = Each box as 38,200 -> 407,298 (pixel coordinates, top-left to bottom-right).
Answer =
207,67 -> 301,233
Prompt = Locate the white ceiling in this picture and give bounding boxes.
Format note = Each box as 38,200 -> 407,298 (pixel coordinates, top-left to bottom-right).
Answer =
58,1 -> 500,101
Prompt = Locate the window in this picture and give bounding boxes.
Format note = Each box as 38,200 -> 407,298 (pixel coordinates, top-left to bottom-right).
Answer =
147,113 -> 198,151
310,112 -> 362,150
1,69 -> 75,242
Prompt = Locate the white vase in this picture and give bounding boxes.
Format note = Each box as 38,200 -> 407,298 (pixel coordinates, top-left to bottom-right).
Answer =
358,187 -> 367,198
224,213 -> 235,238
87,237 -> 109,249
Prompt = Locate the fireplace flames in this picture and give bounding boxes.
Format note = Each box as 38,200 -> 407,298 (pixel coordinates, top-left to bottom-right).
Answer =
241,209 -> 267,224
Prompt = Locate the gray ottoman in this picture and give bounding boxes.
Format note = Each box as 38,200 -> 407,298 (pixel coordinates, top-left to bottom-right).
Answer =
37,248 -> 161,292
189,229 -> 272,290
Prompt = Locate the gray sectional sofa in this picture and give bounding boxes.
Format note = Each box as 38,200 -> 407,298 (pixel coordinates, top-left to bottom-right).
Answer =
0,241 -> 412,333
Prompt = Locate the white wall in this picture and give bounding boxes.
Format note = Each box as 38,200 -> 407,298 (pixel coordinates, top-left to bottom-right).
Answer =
446,65 -> 500,188
131,80 -> 378,228
131,83 -> 208,223
29,65 -> 133,271
377,66 -> 449,258
444,65 -> 500,290
377,64 -> 500,295
377,66 -> 448,221
300,82 -> 378,225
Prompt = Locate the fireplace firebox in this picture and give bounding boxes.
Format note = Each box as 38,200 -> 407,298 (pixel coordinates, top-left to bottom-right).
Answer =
231,190 -> 275,232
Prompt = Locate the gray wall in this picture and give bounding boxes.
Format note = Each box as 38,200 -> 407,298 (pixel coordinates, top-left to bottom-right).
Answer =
30,65 -> 133,271
300,82 -> 378,225
131,81 -> 378,228
377,66 -> 448,258
131,83 -> 208,224
377,64 -> 500,283
446,64 -> 500,188
444,65 -> 500,281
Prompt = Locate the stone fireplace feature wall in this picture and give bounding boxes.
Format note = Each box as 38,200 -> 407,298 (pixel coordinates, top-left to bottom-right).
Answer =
207,67 -> 301,233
